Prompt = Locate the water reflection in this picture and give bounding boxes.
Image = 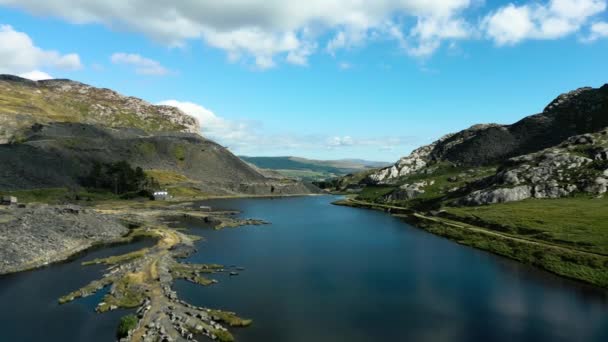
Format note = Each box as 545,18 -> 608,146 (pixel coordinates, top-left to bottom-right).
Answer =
174,196 -> 608,342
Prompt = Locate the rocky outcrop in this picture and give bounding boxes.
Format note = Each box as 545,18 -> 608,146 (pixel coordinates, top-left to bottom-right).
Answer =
460,130 -> 608,205
0,75 -> 200,143
0,204 -> 127,274
367,142 -> 436,183
383,180 -> 435,201
460,186 -> 533,206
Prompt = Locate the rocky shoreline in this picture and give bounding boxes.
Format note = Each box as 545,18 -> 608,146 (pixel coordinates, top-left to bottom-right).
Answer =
0,203 -> 128,275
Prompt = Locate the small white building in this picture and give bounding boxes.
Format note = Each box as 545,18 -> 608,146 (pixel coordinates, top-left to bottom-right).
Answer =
153,191 -> 170,201
1,196 -> 17,205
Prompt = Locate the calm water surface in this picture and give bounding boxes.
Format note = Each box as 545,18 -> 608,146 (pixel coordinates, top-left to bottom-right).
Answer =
0,238 -> 155,341
176,196 -> 608,342
0,196 -> 607,342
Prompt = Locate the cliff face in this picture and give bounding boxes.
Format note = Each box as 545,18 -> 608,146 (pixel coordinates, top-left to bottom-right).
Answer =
0,75 -> 200,144
0,75 -> 315,196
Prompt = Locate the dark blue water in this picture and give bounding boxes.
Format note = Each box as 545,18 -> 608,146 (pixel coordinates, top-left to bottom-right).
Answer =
174,196 -> 608,342
1,196 -> 607,342
0,238 -> 155,341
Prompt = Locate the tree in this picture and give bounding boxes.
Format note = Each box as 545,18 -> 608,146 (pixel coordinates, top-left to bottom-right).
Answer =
81,161 -> 158,195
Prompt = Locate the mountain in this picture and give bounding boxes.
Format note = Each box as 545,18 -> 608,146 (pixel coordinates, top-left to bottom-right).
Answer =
326,84 -> 608,206
0,75 -> 315,197
240,156 -> 390,181
324,84 -> 608,288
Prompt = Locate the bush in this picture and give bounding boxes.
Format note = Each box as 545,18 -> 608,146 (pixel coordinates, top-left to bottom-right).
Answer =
116,314 -> 138,338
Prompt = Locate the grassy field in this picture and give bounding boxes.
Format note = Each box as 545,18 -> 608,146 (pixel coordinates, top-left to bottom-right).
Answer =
444,196 -> 608,255
356,186 -> 397,201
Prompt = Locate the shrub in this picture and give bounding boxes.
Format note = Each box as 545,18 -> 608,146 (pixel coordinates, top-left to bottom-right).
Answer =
116,314 -> 138,338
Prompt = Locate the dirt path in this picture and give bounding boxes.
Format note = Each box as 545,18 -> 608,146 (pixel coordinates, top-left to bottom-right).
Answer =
343,198 -> 607,259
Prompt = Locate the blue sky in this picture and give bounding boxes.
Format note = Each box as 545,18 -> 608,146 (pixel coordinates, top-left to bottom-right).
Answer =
1,1 -> 607,162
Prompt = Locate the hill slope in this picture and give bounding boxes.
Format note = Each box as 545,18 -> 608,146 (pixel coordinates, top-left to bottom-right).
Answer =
0,75 -> 199,144
0,75 -> 314,197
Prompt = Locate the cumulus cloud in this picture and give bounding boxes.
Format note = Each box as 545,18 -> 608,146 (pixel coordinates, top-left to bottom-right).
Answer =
0,0 -> 476,68
157,100 -> 251,142
585,21 -> 608,41
482,0 -> 607,45
0,24 -> 82,76
18,70 -> 53,80
111,53 -> 170,75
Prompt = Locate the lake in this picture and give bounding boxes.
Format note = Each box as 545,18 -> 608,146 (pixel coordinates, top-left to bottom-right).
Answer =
176,196 -> 608,342
1,195 -> 607,342
0,238 -> 156,342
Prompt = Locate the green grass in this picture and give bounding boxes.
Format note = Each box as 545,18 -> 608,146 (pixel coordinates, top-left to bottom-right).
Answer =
356,186 -> 397,201
145,169 -> 191,185
82,249 -> 148,266
414,217 -> 608,288
173,144 -> 186,162
444,196 -> 608,255
208,309 -> 253,327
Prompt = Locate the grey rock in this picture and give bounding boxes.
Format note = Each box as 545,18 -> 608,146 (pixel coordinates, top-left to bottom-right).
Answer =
462,186 -> 532,205
0,204 -> 127,274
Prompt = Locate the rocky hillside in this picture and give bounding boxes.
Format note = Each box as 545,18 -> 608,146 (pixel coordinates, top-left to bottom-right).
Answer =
0,75 -> 199,144
368,85 -> 608,184
460,130 -> 608,205
328,84 -> 608,207
0,75 -> 314,197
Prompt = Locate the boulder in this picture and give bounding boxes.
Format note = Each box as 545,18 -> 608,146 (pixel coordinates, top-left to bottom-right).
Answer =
461,186 -> 532,205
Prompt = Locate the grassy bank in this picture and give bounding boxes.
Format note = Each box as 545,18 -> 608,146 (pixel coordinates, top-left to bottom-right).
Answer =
443,196 -> 608,255
336,198 -> 608,288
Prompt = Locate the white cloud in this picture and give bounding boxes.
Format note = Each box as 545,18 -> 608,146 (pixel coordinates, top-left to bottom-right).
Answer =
585,21 -> 608,41
327,136 -> 355,147
0,24 -> 82,75
157,100 -> 251,142
158,99 -> 414,155
483,0 -> 607,45
18,70 -> 53,80
0,0 -> 476,67
111,53 -> 170,75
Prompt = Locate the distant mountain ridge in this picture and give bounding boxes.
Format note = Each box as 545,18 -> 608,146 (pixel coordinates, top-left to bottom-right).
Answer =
240,156 -> 390,181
